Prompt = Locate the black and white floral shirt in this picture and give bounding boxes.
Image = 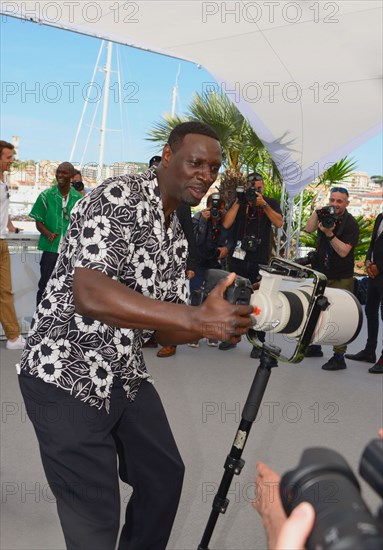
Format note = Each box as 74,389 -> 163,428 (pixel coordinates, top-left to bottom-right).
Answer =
20,168 -> 189,411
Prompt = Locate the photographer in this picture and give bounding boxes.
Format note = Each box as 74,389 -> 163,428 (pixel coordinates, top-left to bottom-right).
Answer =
71,169 -> 86,196
219,172 -> 283,355
304,187 -> 359,370
254,429 -> 383,549
189,193 -> 229,347
192,193 -> 229,280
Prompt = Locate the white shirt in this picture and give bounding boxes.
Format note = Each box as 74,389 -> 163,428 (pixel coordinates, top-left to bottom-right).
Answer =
0,172 -> 9,239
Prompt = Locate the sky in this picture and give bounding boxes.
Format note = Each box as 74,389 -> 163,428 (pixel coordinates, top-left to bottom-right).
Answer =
1,15 -> 382,176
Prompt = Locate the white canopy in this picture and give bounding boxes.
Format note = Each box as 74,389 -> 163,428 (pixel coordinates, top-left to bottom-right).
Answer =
2,0 -> 382,196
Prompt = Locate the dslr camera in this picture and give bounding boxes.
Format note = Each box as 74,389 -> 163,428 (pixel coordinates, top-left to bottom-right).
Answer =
210,192 -> 222,220
245,183 -> 262,203
241,235 -> 261,252
316,205 -> 337,228
72,179 -> 84,192
191,258 -> 362,363
294,250 -> 318,269
280,438 -> 383,549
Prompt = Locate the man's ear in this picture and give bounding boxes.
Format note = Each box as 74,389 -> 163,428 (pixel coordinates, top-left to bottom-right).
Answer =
161,143 -> 172,167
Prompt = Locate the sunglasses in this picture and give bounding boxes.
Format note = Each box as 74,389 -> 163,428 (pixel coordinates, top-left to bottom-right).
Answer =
63,206 -> 70,221
331,187 -> 349,196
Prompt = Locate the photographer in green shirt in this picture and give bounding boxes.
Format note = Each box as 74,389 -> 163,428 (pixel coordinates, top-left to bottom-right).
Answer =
30,162 -> 82,305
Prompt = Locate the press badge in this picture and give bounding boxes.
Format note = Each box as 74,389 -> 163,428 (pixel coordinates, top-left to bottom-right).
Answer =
232,240 -> 246,260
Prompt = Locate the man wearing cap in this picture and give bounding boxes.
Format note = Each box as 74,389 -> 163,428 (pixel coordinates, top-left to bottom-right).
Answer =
304,186 -> 359,370
219,172 -> 283,356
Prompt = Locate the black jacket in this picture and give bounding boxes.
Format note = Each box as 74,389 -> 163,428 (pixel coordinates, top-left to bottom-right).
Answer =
366,212 -> 383,287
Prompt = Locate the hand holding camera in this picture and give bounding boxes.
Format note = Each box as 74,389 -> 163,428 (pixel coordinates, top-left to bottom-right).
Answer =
192,271 -> 253,342
315,205 -> 338,234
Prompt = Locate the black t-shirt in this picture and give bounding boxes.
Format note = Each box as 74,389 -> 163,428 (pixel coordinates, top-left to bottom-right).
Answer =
231,197 -> 282,264
315,211 -> 359,278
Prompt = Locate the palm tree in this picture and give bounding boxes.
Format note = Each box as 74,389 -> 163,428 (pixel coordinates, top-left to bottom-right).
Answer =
147,91 -> 281,203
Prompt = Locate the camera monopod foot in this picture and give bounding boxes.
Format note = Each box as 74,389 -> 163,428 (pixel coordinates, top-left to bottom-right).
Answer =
197,351 -> 279,550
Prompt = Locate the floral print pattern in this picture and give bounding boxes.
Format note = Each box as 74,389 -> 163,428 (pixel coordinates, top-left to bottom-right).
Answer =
20,168 -> 188,411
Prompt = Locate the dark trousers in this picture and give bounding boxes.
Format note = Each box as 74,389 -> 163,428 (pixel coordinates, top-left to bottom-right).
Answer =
37,251 -> 59,305
19,374 -> 184,550
365,281 -> 383,356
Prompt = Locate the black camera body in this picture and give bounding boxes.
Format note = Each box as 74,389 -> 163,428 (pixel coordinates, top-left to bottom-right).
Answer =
280,439 -> 383,550
241,235 -> 261,252
245,185 -> 262,203
190,269 -> 253,307
316,205 -> 337,228
236,186 -> 245,203
210,192 -> 222,220
72,180 -> 84,192
294,250 -> 318,268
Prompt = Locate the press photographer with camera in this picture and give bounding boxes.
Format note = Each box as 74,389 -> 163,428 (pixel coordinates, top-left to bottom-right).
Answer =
188,193 -> 229,347
304,187 -> 359,370
71,169 -> 86,196
218,172 -> 283,355
193,192 -> 229,275
253,429 -> 383,550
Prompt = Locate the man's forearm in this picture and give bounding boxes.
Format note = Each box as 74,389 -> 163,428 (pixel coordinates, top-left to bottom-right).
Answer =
73,268 -> 252,344
222,201 -> 240,228
264,205 -> 283,228
305,212 -> 318,232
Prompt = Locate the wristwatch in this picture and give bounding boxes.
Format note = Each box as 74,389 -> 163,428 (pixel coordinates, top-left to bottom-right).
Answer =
327,234 -> 335,241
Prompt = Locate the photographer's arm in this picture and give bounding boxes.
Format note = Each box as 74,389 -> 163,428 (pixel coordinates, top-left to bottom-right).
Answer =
305,211 -> 319,232
222,200 -> 240,229
263,203 -> 283,228
319,222 -> 353,258
74,268 -> 253,345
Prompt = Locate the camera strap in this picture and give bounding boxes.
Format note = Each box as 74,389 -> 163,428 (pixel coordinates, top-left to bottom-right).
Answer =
243,204 -> 263,239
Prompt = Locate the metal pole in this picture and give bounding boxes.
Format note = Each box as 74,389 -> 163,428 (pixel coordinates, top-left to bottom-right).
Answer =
99,41 -> 113,182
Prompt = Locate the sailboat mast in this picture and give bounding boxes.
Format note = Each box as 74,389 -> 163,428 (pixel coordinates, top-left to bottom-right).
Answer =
99,41 -> 113,181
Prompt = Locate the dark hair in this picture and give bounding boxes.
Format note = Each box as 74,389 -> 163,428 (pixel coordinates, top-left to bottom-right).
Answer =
73,169 -> 82,178
56,162 -> 75,175
0,140 -> 15,157
168,122 -> 220,152
247,172 -> 263,183
148,155 -> 161,167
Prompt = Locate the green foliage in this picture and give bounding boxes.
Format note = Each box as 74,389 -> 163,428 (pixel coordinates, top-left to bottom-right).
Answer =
317,157 -> 357,187
147,91 -> 282,182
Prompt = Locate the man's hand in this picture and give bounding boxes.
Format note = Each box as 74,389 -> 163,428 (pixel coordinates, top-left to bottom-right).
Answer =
217,246 -> 228,260
186,270 -> 195,280
201,208 -> 211,221
7,219 -> 23,233
366,260 -> 379,279
255,192 -> 268,208
48,232 -> 59,243
197,272 -> 253,342
318,221 -> 335,237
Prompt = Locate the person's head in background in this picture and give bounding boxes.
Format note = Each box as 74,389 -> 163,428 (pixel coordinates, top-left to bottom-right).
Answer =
71,169 -> 86,196
149,155 -> 161,168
